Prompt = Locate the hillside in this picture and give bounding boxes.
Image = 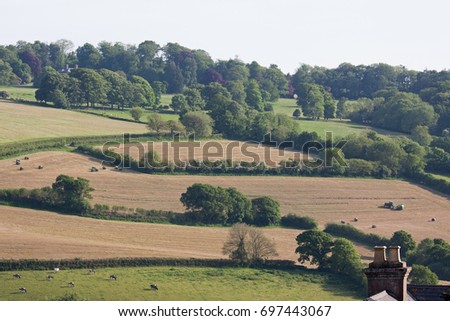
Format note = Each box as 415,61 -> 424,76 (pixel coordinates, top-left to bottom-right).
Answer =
0,100 -> 147,144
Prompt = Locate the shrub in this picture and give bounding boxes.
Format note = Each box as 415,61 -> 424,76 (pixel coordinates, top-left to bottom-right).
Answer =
324,223 -> 390,247
280,214 -> 317,229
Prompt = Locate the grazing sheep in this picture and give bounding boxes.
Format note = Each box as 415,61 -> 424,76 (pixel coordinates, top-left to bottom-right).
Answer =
109,274 -> 117,281
150,284 -> 158,291
19,287 -> 27,293
89,268 -> 95,274
68,282 -> 75,287
47,275 -> 54,280
53,267 -> 59,273
13,273 -> 21,279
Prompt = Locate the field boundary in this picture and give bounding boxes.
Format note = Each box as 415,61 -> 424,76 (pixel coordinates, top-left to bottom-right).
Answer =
0,257 -> 296,271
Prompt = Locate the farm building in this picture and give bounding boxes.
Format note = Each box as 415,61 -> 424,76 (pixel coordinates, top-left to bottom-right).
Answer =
364,246 -> 450,301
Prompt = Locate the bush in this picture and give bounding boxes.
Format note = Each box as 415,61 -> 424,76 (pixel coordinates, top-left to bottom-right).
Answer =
0,90 -> 10,99
324,223 -> 390,247
280,214 -> 317,229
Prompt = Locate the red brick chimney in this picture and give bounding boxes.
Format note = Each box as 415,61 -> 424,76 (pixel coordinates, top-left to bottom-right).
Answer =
363,246 -> 412,301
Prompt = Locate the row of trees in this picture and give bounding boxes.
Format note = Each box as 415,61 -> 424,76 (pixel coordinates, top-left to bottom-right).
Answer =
180,183 -> 281,226
35,67 -> 156,108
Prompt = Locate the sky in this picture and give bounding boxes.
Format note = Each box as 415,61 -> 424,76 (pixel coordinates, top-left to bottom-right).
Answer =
1,0 -> 450,74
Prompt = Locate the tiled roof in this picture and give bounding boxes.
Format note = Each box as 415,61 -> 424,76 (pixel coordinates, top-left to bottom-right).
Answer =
407,285 -> 450,301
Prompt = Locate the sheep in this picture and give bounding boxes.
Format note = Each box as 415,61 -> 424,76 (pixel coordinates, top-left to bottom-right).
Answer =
53,267 -> 60,273
47,275 -> 54,280
68,282 -> 75,287
109,274 -> 117,281
150,284 -> 159,291
19,287 -> 27,293
89,268 -> 95,274
13,273 -> 21,279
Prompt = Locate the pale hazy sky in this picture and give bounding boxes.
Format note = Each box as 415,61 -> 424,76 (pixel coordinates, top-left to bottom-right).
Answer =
1,0 -> 450,73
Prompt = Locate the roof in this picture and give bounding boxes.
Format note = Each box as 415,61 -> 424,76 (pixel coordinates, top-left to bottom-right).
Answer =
365,290 -> 415,301
407,285 -> 450,301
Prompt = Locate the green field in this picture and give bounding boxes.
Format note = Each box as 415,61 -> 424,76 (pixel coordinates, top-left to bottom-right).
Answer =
431,173 -> 450,182
272,98 -> 404,138
0,85 -> 36,101
0,101 -> 147,144
160,94 -> 175,106
83,108 -> 179,122
0,266 -> 362,301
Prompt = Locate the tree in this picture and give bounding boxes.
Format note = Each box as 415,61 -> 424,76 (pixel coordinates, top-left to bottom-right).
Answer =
147,113 -> 166,134
296,83 -> 325,119
130,75 -> 156,107
295,230 -> 334,267
251,196 -> 281,226
0,59 -> 19,85
328,238 -> 363,281
50,89 -> 69,108
411,126 -> 432,146
391,230 -> 416,258
181,111 -> 214,138
76,43 -> 101,69
226,187 -> 253,224
171,94 -> 190,114
245,79 -> 264,111
180,183 -> 230,224
336,97 -> 348,119
323,91 -> 336,120
183,87 -> 205,110
51,175 -> 94,214
130,107 -> 144,121
166,120 -> 185,136
71,68 -> 107,107
293,109 -> 301,119
409,265 -> 439,285
222,223 -> 278,263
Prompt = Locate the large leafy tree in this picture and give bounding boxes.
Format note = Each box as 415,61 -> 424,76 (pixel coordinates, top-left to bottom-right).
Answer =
390,230 -> 416,258
295,230 -> 334,267
76,43 -> 101,69
181,111 -> 214,138
245,79 -> 264,111
409,265 -> 439,285
251,196 -> 281,226
180,183 -> 230,224
296,83 -> 325,119
71,68 -> 107,107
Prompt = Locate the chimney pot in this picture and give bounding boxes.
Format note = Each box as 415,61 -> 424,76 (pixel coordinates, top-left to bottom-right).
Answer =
388,246 -> 402,263
373,246 -> 387,264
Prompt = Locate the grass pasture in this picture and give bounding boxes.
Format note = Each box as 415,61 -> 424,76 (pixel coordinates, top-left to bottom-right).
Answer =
0,101 -> 147,144
0,266 -> 362,301
0,85 -> 36,101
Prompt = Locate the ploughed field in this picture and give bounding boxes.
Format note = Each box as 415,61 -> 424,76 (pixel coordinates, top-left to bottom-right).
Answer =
105,140 -> 305,165
0,101 -> 147,144
0,205 -> 299,261
0,151 -> 448,246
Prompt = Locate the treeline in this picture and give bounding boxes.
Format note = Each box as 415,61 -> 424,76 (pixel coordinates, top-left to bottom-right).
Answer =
292,63 -> 450,135
35,67 -> 156,109
408,238 -> 450,280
